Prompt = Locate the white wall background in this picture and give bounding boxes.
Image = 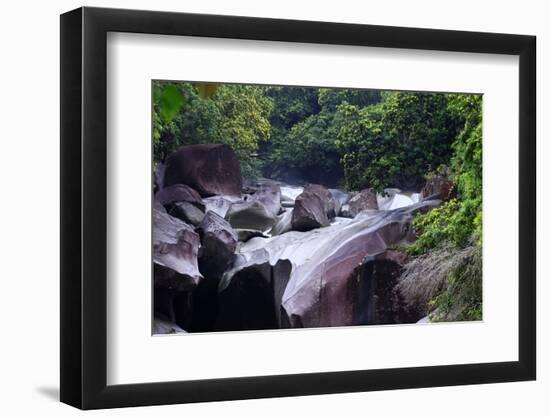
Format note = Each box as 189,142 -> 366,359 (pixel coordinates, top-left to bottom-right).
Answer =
0,0 -> 546,415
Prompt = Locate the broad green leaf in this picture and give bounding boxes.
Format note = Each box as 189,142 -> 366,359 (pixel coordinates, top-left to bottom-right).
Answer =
160,84 -> 185,122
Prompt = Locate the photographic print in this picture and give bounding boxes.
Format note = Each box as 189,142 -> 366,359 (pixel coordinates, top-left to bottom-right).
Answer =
152,81 -> 482,334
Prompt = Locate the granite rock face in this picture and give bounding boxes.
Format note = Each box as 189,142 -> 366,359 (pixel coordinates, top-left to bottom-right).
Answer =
153,207 -> 203,291
341,188 -> 378,218
226,200 -> 277,232
217,250 -> 292,331
164,144 -> 243,197
168,201 -> 205,226
291,184 -> 336,231
155,184 -> 204,211
197,211 -> 238,278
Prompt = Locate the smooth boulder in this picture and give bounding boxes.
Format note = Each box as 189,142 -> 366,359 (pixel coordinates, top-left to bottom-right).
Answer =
217,250 -> 292,331
164,144 -> 243,197
197,211 -> 238,278
153,208 -> 203,291
168,201 -> 205,226
341,188 -> 378,218
203,196 -> 234,218
291,184 -> 336,231
155,184 -> 204,210
225,200 -> 277,232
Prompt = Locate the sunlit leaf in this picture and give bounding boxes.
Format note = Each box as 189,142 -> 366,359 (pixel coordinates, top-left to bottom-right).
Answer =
196,83 -> 219,99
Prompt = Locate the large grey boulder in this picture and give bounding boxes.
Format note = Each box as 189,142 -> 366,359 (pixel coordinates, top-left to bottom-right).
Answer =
153,208 -> 203,291
225,200 -> 277,232
217,250 -> 292,331
155,184 -> 204,211
291,184 -> 336,231
196,211 -> 238,278
168,201 -> 205,226
341,188 -> 378,217
164,144 -> 243,197
203,196 -> 235,218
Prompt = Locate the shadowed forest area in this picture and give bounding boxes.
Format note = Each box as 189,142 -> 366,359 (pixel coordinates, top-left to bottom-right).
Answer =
152,81 -> 482,334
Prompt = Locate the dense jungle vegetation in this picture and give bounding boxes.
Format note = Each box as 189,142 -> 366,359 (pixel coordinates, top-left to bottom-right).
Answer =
152,81 -> 482,255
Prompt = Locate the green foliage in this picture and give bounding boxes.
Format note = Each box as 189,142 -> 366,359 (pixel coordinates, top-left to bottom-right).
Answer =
409,95 -> 482,253
264,88 -> 380,184
334,92 -> 461,192
267,86 -> 320,130
152,82 -> 187,154
153,81 -> 272,178
266,108 -> 342,183
429,246 -> 482,322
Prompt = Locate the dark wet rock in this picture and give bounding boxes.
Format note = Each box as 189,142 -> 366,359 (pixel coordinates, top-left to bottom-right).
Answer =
197,211 -> 238,278
153,208 -> 203,291
342,188 -> 378,217
421,173 -> 456,202
153,285 -> 195,331
226,200 -> 277,232
203,196 -> 235,218
155,184 -> 204,211
164,144 -> 243,197
217,250 -> 293,331
168,201 -> 205,226
271,209 -> 293,236
235,229 -> 269,242
291,184 -> 336,231
305,184 -> 338,218
350,250 -> 408,325
153,317 -> 187,334
187,276 -> 219,332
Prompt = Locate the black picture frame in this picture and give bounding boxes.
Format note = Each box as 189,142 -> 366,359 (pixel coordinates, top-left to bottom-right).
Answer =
60,6 -> 536,410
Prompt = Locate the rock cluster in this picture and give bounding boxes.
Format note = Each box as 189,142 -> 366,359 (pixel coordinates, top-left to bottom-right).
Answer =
153,143 -> 443,333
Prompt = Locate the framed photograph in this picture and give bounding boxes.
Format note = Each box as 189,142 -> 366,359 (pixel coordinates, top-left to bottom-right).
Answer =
60,6 -> 536,409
